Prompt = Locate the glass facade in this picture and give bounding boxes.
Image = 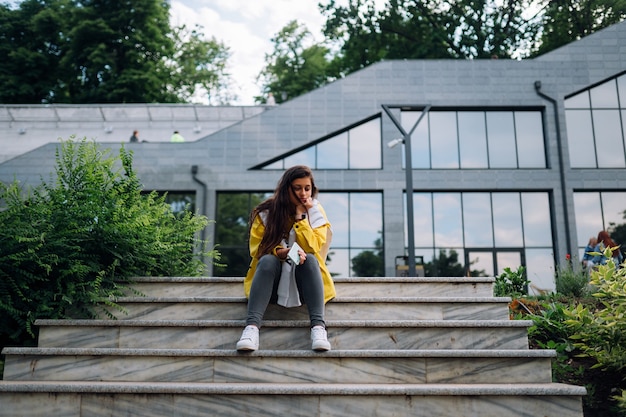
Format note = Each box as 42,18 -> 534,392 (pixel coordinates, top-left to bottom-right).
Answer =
565,73 -> 626,168
262,117 -> 382,170
407,191 -> 555,290
401,109 -> 547,169
213,191 -> 384,277
573,191 -> 626,261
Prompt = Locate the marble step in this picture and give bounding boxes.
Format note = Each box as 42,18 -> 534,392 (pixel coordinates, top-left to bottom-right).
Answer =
2,347 -> 554,384
35,319 -> 531,350
121,276 -> 496,298
101,296 -> 511,321
0,381 -> 586,417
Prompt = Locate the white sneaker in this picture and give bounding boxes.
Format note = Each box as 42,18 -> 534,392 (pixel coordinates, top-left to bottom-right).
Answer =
236,325 -> 259,351
311,325 -> 331,351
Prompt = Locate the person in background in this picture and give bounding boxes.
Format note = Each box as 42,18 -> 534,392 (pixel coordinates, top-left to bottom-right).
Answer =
170,131 -> 185,142
267,92 -> 276,106
582,236 -> 598,269
236,165 -> 334,352
592,230 -> 624,267
129,130 -> 139,143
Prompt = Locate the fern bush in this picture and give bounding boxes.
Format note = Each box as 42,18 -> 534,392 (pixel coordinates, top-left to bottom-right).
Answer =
0,138 -> 215,348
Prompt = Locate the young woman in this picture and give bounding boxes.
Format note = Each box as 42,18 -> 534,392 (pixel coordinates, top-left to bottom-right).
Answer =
236,165 -> 335,352
592,230 -> 624,267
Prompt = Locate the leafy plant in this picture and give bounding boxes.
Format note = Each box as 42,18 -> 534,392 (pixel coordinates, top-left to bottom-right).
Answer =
494,266 -> 528,297
0,138 -> 216,348
564,246 -> 626,415
556,258 -> 590,297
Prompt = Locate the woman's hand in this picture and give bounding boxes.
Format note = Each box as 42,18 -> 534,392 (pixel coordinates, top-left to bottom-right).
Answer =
296,197 -> 313,218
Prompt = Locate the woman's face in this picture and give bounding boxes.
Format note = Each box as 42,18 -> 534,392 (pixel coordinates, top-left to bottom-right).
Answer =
289,176 -> 312,207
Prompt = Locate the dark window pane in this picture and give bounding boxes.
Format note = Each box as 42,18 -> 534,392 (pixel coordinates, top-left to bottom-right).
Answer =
213,247 -> 250,277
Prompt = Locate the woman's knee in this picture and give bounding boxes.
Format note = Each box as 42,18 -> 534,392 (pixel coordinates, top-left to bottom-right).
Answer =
257,254 -> 281,274
302,254 -> 319,269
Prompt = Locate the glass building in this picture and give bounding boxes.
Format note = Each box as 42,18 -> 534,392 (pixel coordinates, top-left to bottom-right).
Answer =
2,22 -> 626,293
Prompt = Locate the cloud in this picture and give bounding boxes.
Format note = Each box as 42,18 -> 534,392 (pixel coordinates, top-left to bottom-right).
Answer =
170,0 -> 328,105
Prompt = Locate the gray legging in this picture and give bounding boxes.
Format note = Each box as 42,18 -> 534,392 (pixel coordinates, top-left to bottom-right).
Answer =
246,254 -> 326,328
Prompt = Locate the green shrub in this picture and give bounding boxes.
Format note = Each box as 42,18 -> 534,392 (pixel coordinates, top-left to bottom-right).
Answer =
494,266 -> 529,297
556,259 -> 590,297
564,247 -> 626,416
0,138 -> 216,348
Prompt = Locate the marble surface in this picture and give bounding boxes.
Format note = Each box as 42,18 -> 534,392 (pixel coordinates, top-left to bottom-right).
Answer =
100,297 -> 511,321
34,320 -> 531,350
0,384 -> 586,417
0,276 -> 585,416
3,348 -> 553,384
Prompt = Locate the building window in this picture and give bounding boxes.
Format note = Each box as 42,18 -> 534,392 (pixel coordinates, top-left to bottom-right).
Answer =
213,191 -> 384,277
147,191 -> 196,215
565,73 -> 626,168
260,117 -> 382,170
406,191 -> 554,291
401,109 -> 546,169
573,191 -> 626,260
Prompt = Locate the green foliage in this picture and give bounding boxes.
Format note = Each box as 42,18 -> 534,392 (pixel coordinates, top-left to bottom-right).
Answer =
535,0 -> 626,56
351,236 -> 384,277
555,260 -> 590,297
424,249 -> 465,277
0,138 -> 214,348
320,0 -> 542,74
257,20 -> 332,103
0,0 -> 232,104
213,192 -> 267,277
555,248 -> 626,415
494,266 -> 529,297
565,250 -> 626,372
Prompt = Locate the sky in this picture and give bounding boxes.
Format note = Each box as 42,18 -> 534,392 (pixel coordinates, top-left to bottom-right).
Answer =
169,0 -> 331,105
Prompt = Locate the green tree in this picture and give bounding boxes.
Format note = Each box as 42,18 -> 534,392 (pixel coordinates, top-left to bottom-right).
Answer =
534,0 -> 626,56
351,236 -> 384,277
256,20 -> 332,103
59,0 -> 176,103
168,24 -> 235,105
320,0 -> 542,77
423,249 -> 487,277
0,0 -> 233,104
0,138 -> 213,347
213,193 -> 267,276
0,0 -> 69,103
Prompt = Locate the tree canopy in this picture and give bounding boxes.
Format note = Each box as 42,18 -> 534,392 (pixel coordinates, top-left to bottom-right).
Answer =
0,0 -> 233,104
256,0 -> 626,102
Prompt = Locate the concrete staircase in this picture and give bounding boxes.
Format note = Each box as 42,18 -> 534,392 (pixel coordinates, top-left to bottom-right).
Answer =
0,276 -> 586,416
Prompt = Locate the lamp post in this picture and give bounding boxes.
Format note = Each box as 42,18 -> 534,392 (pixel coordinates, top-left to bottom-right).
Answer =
382,105 -> 431,277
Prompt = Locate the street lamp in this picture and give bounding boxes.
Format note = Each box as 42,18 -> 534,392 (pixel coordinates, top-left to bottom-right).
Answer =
382,105 -> 431,277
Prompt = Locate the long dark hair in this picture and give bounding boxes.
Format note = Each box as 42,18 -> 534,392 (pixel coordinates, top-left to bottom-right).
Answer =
250,165 -> 318,257
597,230 -> 618,256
